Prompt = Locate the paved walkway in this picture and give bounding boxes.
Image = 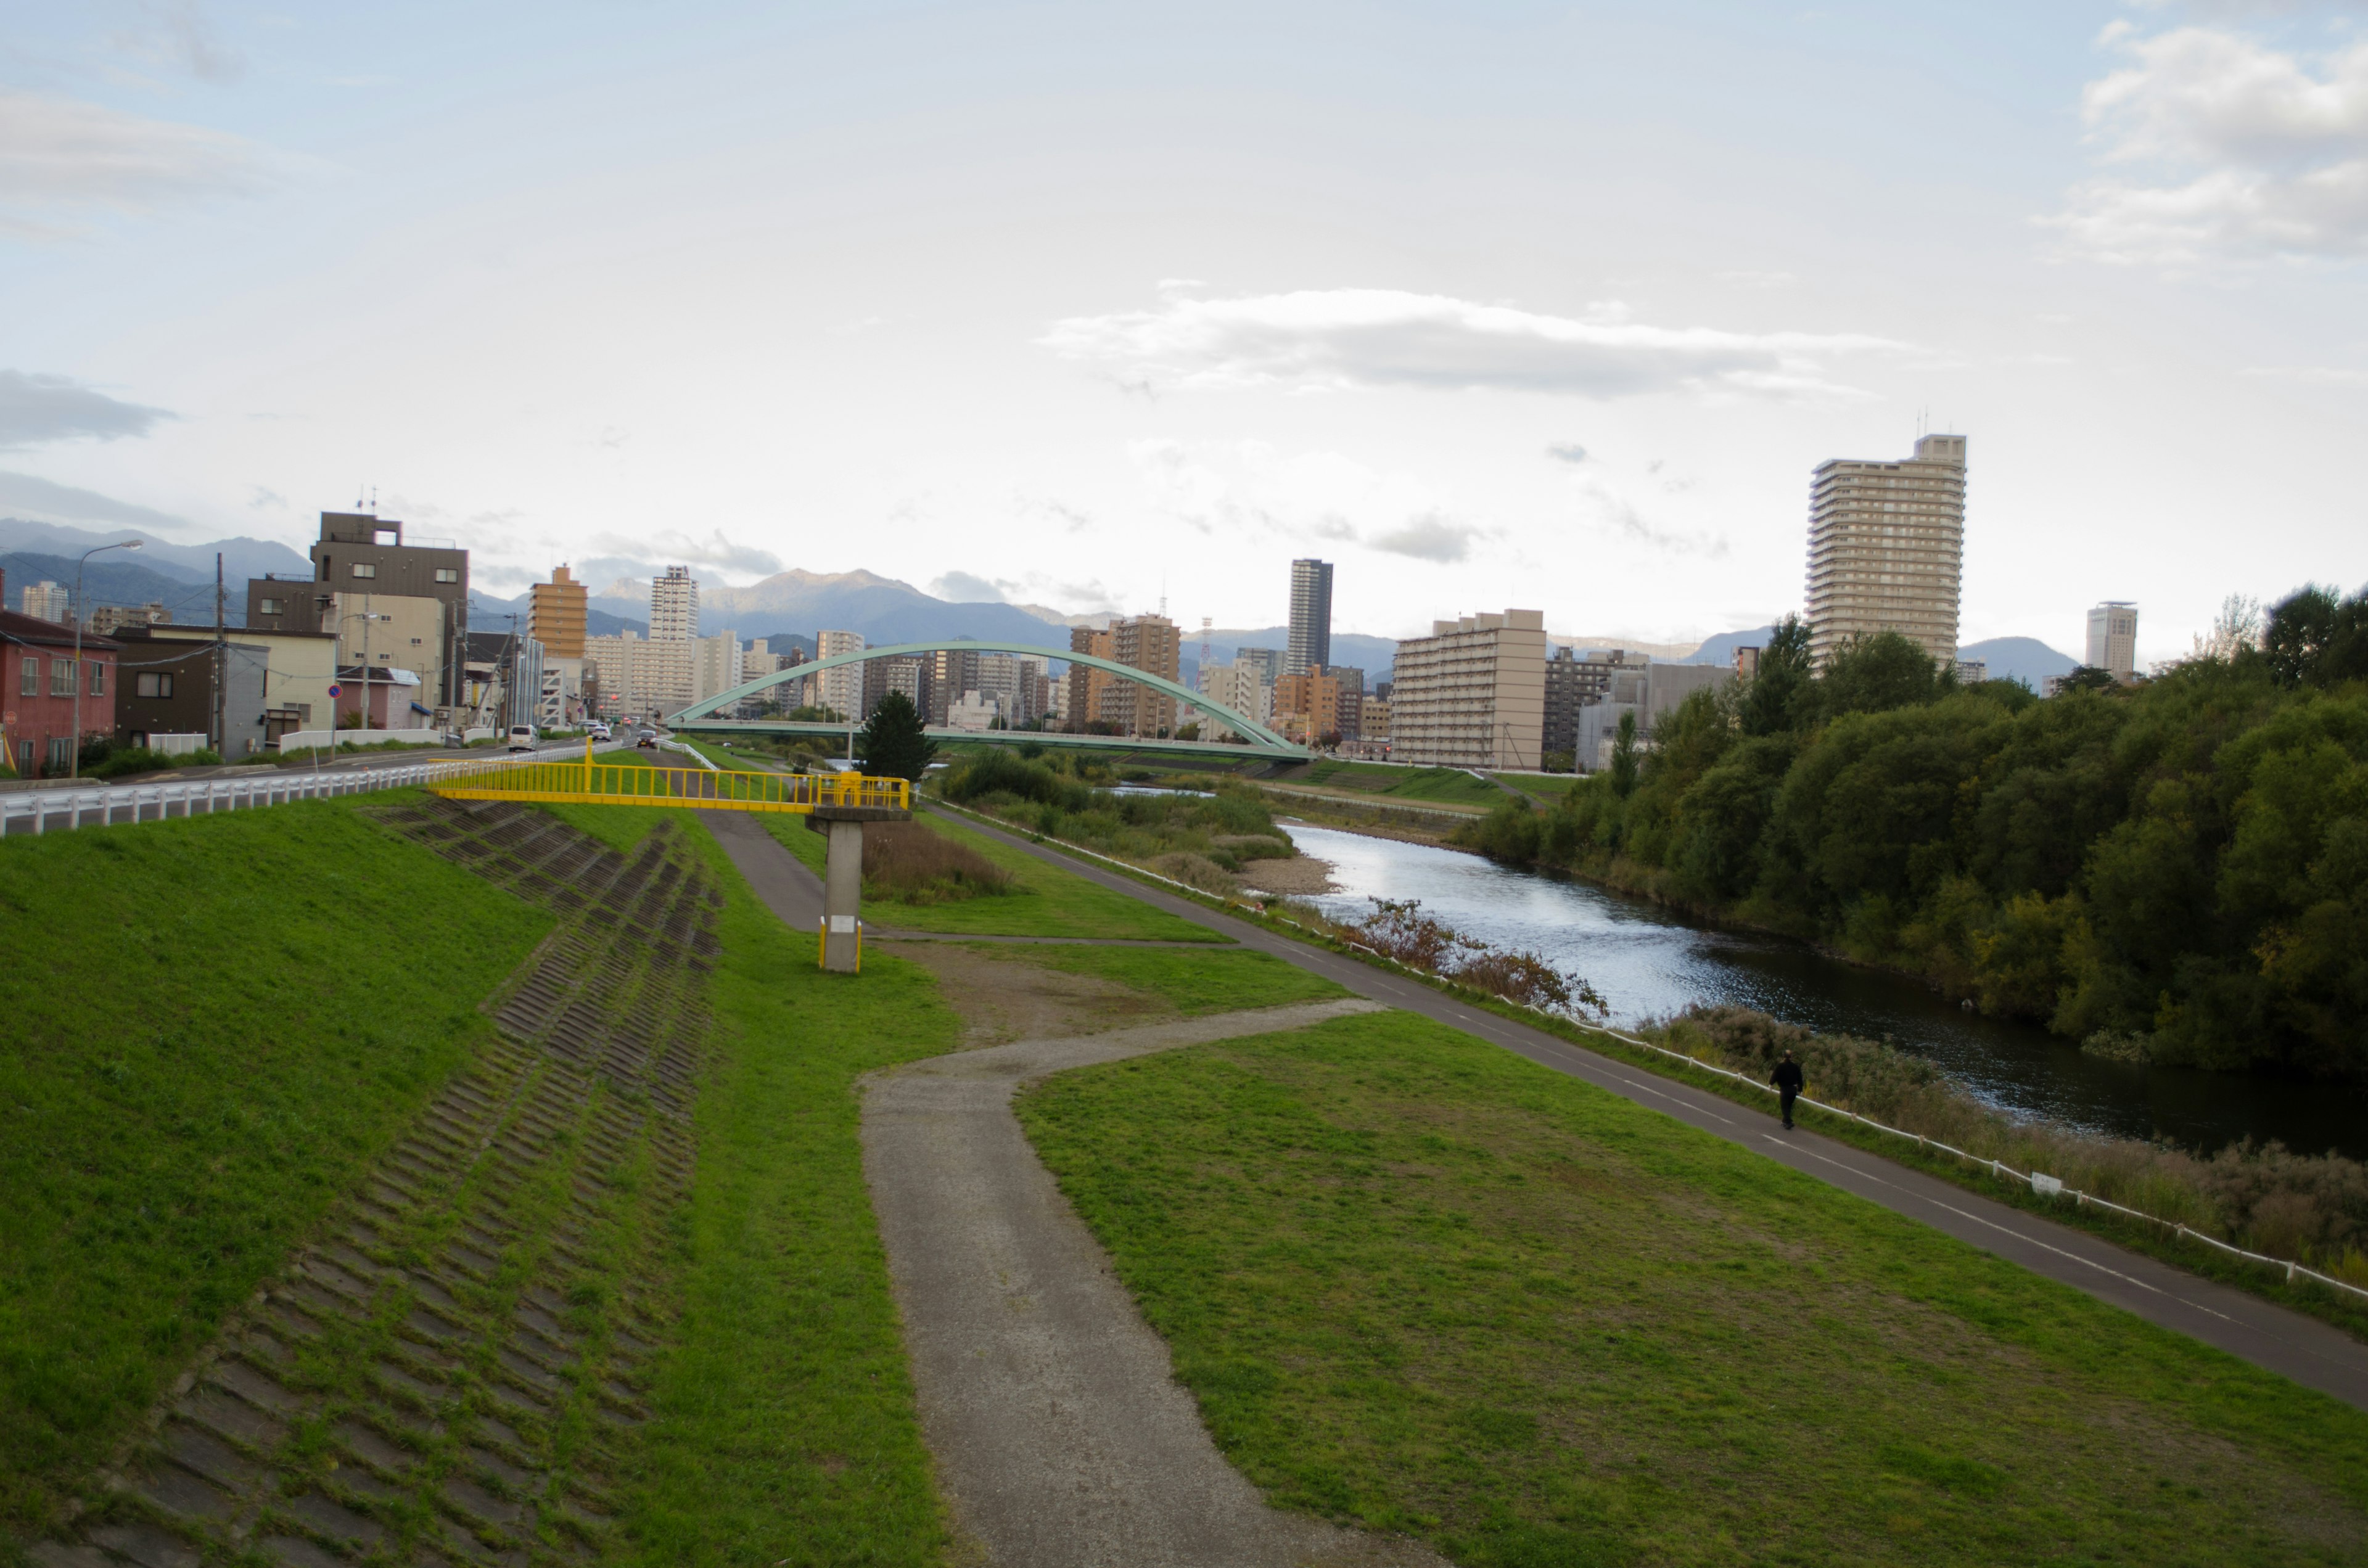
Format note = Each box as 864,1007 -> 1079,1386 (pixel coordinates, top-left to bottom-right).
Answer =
929,807 -> 2368,1414
863,1001 -> 1447,1568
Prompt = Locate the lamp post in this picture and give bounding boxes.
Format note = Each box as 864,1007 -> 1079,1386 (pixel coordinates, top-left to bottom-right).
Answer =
339,608 -> 389,734
70,538 -> 142,778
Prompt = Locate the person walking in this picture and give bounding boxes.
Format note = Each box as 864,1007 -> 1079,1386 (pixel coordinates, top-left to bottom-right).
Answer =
1770,1050 -> 1804,1130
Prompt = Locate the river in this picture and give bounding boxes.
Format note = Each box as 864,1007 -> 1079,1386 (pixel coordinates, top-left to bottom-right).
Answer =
1276,822 -> 2368,1160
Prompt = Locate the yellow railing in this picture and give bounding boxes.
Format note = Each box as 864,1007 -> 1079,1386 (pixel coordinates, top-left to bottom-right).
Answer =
427,750 -> 911,814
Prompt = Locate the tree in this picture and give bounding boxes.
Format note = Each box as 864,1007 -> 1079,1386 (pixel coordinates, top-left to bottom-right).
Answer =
1817,631 -> 1947,718
1739,614 -> 1815,736
1609,711 -> 1640,798
856,691 -> 937,781
2264,583 -> 2368,689
2053,666 -> 2121,696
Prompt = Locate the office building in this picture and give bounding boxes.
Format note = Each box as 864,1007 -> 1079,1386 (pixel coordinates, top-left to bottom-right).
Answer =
1391,610 -> 1548,769
1542,647 -> 1645,763
2087,602 -> 2139,681
306,512 -> 471,705
1286,559 -> 1334,675
529,565 -> 589,659
651,566 -> 699,641
18,580 -> 70,624
1805,433 -> 1967,667
815,630 -> 866,719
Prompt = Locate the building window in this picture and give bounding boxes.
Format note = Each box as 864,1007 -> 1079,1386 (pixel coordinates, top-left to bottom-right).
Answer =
50,659 -> 73,696
89,662 -> 105,697
258,596 -> 282,614
17,659 -> 33,697
46,737 -> 72,773
137,671 -> 175,699
434,568 -> 459,583
411,638 -> 423,646
351,562 -> 377,580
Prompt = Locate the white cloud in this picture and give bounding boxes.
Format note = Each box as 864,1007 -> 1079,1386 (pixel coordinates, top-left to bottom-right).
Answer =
2054,27 -> 2368,263
1369,513 -> 1479,562
1044,288 -> 1904,400
929,570 -> 1013,602
2242,363 -> 2368,383
1127,438 -> 1493,562
0,369 -> 172,448
109,1 -> 247,83
1546,441 -> 1590,464
1571,478 -> 1729,559
0,89 -> 286,234
586,528 -> 783,579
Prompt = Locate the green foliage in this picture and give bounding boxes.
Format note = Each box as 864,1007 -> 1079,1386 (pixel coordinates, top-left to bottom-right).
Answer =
0,794 -> 548,1533
1738,613 -> 1814,736
855,690 -> 937,781
1019,1011 -> 2368,1564
1466,646 -> 2368,1077
2265,582 -> 2368,689
1815,629 -> 1955,719
1607,710 -> 1638,798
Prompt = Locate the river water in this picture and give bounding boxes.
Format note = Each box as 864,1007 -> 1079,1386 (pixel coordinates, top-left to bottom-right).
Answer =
1276,822 -> 2368,1160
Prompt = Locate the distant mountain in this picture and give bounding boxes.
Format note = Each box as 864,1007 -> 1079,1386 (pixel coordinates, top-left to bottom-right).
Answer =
1,551 -> 236,623
584,567 -> 1095,654
0,518 -> 311,588
1960,636 -> 2078,689
1681,626 -> 1777,667
469,589 -> 646,639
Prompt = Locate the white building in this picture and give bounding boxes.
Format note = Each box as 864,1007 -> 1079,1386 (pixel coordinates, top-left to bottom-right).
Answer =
1389,610 -> 1548,769
693,631 -> 745,707
583,629 -> 694,718
815,629 -> 866,719
2086,602 -> 2138,681
651,565 -> 699,641
1573,662 -> 1735,773
1806,433 -> 1967,667
1955,658 -> 1989,685
18,580 -> 70,623
1196,661 -> 1273,739
946,691 -> 1001,731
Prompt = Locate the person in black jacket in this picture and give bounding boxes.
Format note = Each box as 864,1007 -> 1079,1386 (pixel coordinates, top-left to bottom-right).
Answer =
1770,1051 -> 1804,1130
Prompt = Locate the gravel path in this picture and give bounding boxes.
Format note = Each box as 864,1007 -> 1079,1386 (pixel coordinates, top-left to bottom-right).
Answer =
862,1002 -> 1450,1568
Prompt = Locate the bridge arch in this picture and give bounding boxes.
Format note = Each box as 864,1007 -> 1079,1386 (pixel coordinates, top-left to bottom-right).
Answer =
665,639 -> 1304,754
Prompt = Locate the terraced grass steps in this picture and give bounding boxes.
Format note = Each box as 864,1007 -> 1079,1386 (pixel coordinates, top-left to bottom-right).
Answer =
28,800 -> 720,1568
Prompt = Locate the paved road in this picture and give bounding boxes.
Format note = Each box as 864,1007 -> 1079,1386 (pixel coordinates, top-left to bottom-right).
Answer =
921,806 -> 2368,1414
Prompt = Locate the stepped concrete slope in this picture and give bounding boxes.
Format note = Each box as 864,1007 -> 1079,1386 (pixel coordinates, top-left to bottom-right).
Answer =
29,801 -> 721,1568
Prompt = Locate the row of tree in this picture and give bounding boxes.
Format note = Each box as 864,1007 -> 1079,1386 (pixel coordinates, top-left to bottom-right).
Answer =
1468,585 -> 2368,1080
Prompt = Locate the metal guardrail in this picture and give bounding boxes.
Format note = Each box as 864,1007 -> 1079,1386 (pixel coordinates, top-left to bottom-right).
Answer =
428,752 -> 911,814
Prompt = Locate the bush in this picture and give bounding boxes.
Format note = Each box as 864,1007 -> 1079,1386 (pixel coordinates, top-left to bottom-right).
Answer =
860,821 -> 1016,905
83,747 -> 220,779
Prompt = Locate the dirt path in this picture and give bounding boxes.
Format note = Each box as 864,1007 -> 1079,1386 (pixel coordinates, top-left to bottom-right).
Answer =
861,1001 -> 1450,1568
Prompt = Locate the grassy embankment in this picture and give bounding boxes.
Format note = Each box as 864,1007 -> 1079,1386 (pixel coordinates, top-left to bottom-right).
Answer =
1019,1009 -> 2368,1567
762,805 -> 1223,941
532,800 -> 963,1567
0,797 -> 550,1538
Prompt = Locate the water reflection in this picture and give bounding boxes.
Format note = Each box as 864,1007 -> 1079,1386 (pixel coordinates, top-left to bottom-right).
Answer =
1277,823 -> 2368,1159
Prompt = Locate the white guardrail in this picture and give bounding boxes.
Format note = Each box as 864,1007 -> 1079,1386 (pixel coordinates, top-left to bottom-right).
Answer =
926,794 -> 2368,1309
0,745 -> 623,838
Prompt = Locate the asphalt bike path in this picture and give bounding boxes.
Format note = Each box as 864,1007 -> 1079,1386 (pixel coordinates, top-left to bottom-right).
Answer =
923,804 -> 2368,1414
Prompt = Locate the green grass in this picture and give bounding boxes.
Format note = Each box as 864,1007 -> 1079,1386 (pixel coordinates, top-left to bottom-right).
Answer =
1018,1010 -> 2368,1567
763,808 -> 1225,942
1492,773 -> 1581,802
0,793 -> 550,1535
977,943 -> 1352,1016
1279,761 -> 1505,809
612,807 -> 959,1566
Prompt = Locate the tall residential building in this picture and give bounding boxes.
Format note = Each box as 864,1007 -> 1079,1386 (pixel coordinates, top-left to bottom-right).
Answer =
1103,614 -> 1182,736
18,580 -> 70,623
1066,626 -> 1110,731
529,565 -> 588,659
651,565 -> 699,641
1804,433 -> 1967,668
309,512 -> 471,705
1196,662 -> 1273,740
581,629 -> 694,718
1286,559 -> 1334,675
693,631 -> 744,707
2087,602 -> 2139,680
1390,610 -> 1548,769
815,629 -> 866,719
1542,646 -> 1645,762
1273,671 -> 1344,743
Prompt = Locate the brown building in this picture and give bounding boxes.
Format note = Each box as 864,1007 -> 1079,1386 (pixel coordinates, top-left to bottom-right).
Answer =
529,565 -> 588,659
1101,615 -> 1181,737
1273,670 -> 1344,743
0,568 -> 120,777
308,512 -> 471,704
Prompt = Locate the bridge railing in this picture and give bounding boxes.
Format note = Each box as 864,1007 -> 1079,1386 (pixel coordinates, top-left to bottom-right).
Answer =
429,754 -> 911,813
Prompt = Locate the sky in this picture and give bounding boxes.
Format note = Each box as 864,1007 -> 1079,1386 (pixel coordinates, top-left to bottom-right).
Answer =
2,1 -> 2365,663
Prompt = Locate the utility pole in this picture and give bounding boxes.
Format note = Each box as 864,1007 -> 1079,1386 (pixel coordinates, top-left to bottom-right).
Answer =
213,553 -> 227,757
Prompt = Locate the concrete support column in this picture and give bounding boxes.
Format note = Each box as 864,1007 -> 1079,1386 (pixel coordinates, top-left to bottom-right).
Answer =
821,816 -> 865,972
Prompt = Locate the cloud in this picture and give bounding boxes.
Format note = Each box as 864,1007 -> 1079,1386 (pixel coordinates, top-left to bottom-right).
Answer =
2052,26 -> 2368,263
930,570 -> 1012,602
588,528 -> 783,578
109,1 -> 247,83
0,369 -> 172,448
247,485 -> 284,510
2242,363 -> 2368,384
0,469 -> 195,532
1045,288 -> 1903,400
1573,480 -> 1729,558
0,89 -> 287,232
1717,270 -> 1796,289
1546,441 -> 1590,464
1370,513 -> 1479,562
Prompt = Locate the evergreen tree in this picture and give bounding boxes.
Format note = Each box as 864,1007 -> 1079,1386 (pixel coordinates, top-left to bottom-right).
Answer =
857,691 -> 937,781
1739,615 -> 1814,736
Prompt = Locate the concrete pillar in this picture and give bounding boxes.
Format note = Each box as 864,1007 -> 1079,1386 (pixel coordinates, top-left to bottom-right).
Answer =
821,816 -> 865,972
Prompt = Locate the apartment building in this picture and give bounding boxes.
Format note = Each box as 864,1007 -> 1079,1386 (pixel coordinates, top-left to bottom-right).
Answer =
1196,660 -> 1272,740
1573,663 -> 1735,772
18,580 -> 71,623
580,630 -> 694,718
2087,602 -> 2139,680
1325,665 -> 1365,741
0,570 -> 120,776
651,566 -> 699,641
1390,610 -> 1547,769
307,512 -> 471,704
1287,559 -> 1333,675
88,602 -> 171,636
1102,614 -> 1181,736
693,631 -> 744,708
1805,433 -> 1967,667
1273,670 -> 1344,744
529,565 -> 589,659
1542,647 -> 1648,761
815,630 -> 866,719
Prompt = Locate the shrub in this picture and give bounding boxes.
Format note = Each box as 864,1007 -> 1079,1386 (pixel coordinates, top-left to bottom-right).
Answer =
860,821 -> 1016,905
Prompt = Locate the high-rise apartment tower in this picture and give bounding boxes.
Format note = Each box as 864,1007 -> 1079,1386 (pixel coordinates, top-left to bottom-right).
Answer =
2087,602 -> 2139,681
529,565 -> 588,659
1804,433 -> 1966,668
651,566 -> 699,641
1287,559 -> 1333,675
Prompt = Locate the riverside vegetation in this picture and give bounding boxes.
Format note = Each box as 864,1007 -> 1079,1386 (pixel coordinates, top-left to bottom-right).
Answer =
1462,589 -> 2368,1082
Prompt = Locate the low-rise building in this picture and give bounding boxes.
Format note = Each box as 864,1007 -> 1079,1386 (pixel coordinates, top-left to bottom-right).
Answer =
137,623 -> 338,745
1390,610 -> 1548,769
89,602 -> 171,636
109,626 -> 267,758
1,569 -> 120,776
1572,662 -> 1734,772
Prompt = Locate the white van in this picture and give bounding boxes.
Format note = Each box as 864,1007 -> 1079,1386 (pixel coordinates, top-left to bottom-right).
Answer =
506,726 -> 537,752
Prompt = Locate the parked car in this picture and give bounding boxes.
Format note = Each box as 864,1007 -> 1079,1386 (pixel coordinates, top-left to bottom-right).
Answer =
587,723 -> 612,741
636,728 -> 659,749
506,726 -> 538,752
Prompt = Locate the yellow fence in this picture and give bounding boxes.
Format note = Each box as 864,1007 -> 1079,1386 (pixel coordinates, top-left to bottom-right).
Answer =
428,753 -> 911,815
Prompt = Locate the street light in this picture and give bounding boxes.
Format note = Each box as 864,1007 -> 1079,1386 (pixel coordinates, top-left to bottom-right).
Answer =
70,538 -> 141,779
